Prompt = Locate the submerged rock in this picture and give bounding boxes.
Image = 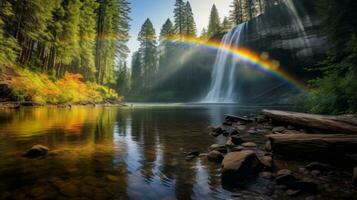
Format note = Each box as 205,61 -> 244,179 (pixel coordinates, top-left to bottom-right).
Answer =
221,150 -> 263,185
207,150 -> 224,163
259,156 -> 273,170
231,135 -> 245,145
23,145 -> 49,158
276,169 -> 298,185
209,144 -> 227,153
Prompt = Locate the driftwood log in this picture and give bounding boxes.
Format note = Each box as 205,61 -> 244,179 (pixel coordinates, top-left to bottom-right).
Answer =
263,110 -> 357,134
267,134 -> 357,161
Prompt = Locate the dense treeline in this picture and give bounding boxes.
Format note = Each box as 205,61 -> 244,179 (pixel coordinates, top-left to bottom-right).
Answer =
0,0 -> 130,85
302,0 -> 357,114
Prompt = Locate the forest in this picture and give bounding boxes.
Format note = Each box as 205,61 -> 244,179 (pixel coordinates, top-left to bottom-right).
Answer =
1,1 -> 357,200
0,0 -> 356,113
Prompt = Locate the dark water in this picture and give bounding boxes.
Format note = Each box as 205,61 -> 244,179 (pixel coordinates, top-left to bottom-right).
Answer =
0,104 -> 284,200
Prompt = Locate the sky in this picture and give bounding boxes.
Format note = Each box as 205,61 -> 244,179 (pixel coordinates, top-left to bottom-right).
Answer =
127,0 -> 231,65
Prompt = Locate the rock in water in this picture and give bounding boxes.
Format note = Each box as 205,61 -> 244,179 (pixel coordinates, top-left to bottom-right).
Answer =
353,167 -> 357,186
209,144 -> 227,153
207,151 -> 224,163
23,145 -> 49,158
221,150 -> 263,185
231,135 -> 244,145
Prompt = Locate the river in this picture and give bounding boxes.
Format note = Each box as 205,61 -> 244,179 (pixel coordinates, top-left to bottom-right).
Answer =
0,104 -> 291,199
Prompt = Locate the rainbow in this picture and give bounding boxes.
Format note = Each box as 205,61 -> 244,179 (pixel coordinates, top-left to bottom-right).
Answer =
165,36 -> 308,92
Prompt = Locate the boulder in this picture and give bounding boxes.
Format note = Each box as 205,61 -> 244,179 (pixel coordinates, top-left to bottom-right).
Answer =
242,142 -> 257,148
209,144 -> 227,153
207,151 -> 224,163
276,169 -> 298,185
231,135 -> 245,145
225,138 -> 236,148
221,150 -> 263,185
353,167 -> 357,186
259,156 -> 273,170
231,146 -> 245,152
23,145 -> 49,158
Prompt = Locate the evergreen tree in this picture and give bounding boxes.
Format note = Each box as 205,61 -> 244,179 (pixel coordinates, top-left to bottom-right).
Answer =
160,19 -> 175,41
96,0 -> 130,84
173,0 -> 186,39
131,51 -> 142,92
229,0 -> 244,25
221,17 -> 233,33
184,2 -> 197,37
0,0 -> 19,66
207,4 -> 221,37
78,0 -> 98,80
138,18 -> 158,92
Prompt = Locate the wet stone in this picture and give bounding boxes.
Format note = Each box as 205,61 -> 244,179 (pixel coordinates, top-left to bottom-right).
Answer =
207,150 -> 224,163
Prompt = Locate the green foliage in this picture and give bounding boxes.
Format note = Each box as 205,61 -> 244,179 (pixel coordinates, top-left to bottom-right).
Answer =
303,0 -> 357,114
137,18 -> 158,92
184,2 -> 197,37
207,4 -> 221,37
173,0 -> 186,39
0,1 -> 19,66
304,36 -> 357,114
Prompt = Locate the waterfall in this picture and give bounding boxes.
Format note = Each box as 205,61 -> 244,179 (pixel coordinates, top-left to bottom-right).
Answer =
202,23 -> 247,103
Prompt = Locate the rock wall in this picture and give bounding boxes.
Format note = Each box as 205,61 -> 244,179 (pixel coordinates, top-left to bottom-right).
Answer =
235,0 -> 327,104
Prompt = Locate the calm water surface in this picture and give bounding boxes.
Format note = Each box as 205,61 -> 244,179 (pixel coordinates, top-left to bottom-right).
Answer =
0,104 -> 282,200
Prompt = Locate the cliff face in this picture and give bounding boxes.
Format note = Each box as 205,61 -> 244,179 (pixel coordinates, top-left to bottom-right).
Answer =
234,0 -> 327,104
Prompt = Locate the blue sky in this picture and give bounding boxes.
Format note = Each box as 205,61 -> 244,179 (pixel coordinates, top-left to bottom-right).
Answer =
127,0 -> 231,64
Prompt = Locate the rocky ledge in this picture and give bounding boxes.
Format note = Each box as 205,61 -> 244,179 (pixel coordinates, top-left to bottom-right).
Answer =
187,110 -> 357,199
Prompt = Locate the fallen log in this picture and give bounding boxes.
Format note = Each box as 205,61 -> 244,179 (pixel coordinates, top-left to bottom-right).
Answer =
263,109 -> 357,134
267,134 -> 357,161
224,114 -> 253,123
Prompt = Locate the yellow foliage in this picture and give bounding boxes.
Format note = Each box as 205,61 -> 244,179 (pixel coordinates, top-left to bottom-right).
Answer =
8,67 -> 120,104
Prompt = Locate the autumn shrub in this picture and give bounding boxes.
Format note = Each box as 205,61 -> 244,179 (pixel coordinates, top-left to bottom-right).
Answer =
8,67 -> 120,104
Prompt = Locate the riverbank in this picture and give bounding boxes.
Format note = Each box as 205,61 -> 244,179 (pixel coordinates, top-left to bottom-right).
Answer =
200,110 -> 357,199
0,66 -> 122,107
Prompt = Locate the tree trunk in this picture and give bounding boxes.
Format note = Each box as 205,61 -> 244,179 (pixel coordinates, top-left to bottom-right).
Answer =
263,110 -> 357,134
267,133 -> 357,162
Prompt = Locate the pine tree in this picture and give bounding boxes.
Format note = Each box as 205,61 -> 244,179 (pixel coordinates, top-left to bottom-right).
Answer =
160,19 -> 175,41
131,51 -> 142,92
0,0 -> 19,66
138,18 -> 158,92
184,2 -> 197,37
207,4 -> 221,37
221,17 -> 232,33
96,0 -> 130,84
78,0 -> 98,80
173,0 -> 186,40
229,0 -> 244,25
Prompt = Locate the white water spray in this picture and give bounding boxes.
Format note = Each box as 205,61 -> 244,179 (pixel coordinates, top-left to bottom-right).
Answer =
202,23 -> 247,103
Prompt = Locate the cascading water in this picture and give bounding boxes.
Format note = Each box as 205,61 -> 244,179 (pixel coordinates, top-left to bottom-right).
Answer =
202,23 -> 247,103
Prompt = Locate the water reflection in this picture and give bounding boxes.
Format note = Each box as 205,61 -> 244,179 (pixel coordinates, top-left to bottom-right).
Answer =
0,104 -> 270,199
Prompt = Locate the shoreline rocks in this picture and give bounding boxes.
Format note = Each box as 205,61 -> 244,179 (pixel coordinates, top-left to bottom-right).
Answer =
221,150 -> 263,186
23,145 -> 49,158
